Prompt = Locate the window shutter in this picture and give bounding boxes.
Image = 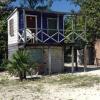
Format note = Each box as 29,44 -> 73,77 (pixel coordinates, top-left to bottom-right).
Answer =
9,19 -> 14,37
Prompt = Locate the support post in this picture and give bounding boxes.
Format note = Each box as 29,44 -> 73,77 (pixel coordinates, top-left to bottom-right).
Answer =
57,14 -> 59,42
41,12 -> 43,42
84,45 -> 87,72
23,9 -> 26,43
71,46 -> 74,73
75,49 -> 78,71
48,47 -> 51,75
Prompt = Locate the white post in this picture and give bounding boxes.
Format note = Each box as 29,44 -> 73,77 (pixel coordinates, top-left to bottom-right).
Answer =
23,9 -> 26,43
48,47 -> 51,74
57,14 -> 59,42
63,15 -> 64,35
41,12 -> 43,42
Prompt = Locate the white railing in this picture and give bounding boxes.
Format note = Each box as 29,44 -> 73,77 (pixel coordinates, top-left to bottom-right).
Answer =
18,28 -> 64,44
18,28 -> 87,44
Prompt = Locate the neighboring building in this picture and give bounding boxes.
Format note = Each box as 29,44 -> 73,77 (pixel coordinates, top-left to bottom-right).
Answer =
7,8 -> 65,74
94,39 -> 100,66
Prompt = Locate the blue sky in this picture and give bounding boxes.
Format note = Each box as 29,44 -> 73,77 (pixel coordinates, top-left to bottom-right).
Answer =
12,0 -> 80,12
51,0 -> 80,12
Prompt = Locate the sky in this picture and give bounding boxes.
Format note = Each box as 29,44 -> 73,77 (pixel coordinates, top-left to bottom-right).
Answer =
51,0 -> 80,12
12,0 -> 80,13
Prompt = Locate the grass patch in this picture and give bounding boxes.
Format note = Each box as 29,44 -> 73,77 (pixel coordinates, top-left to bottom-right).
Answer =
0,77 -> 32,87
37,74 -> 100,87
0,73 -> 100,88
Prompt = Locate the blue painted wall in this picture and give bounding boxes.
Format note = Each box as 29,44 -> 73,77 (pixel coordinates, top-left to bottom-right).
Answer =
19,10 -> 24,33
18,9 -> 64,43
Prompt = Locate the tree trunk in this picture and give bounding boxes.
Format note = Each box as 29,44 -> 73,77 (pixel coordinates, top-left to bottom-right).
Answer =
19,72 -> 23,81
84,45 -> 87,72
23,71 -> 26,80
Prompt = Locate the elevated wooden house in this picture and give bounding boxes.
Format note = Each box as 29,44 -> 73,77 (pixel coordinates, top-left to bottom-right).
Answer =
8,8 -> 65,74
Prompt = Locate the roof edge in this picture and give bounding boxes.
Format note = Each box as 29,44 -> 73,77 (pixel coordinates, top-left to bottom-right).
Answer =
7,8 -> 84,20
7,7 -> 66,20
7,8 -> 18,20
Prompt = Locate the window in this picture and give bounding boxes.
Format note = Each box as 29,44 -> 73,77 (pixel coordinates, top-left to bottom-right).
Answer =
9,19 -> 14,37
26,16 -> 36,33
48,18 -> 57,36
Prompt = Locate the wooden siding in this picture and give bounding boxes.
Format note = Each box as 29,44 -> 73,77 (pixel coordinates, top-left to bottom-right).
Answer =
50,47 -> 64,73
8,10 -> 18,45
8,44 -> 18,60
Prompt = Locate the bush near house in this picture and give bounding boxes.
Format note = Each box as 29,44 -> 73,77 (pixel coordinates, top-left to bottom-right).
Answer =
0,59 -> 8,71
7,50 -> 38,81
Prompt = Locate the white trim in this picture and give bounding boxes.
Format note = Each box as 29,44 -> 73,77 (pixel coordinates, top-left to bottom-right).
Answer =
17,10 -> 19,43
7,8 -> 18,20
42,31 -> 59,43
23,9 -> 26,43
41,12 -> 43,41
41,12 -> 43,29
63,15 -> 64,34
57,15 -> 59,42
57,15 -> 59,31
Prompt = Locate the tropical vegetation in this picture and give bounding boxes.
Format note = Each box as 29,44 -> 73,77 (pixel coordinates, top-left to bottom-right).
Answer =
7,50 -> 38,81
68,0 -> 100,41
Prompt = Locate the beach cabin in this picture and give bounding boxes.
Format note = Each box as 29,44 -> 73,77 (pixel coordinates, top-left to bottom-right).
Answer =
8,8 -> 65,74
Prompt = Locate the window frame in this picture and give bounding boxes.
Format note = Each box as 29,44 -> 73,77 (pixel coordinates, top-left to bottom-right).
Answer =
9,19 -> 14,37
47,18 -> 57,35
47,18 -> 57,30
26,15 -> 37,33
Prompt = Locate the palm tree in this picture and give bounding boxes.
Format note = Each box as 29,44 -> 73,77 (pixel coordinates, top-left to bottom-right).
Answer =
7,50 -> 37,81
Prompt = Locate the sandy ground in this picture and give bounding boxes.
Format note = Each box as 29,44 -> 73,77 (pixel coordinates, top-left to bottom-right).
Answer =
0,67 -> 100,100
1,83 -> 100,100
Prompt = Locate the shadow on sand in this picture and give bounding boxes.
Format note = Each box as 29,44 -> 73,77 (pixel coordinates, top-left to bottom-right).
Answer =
64,65 -> 100,73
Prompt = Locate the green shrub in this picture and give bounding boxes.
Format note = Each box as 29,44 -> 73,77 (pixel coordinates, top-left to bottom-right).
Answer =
0,59 -> 8,71
7,49 -> 38,81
